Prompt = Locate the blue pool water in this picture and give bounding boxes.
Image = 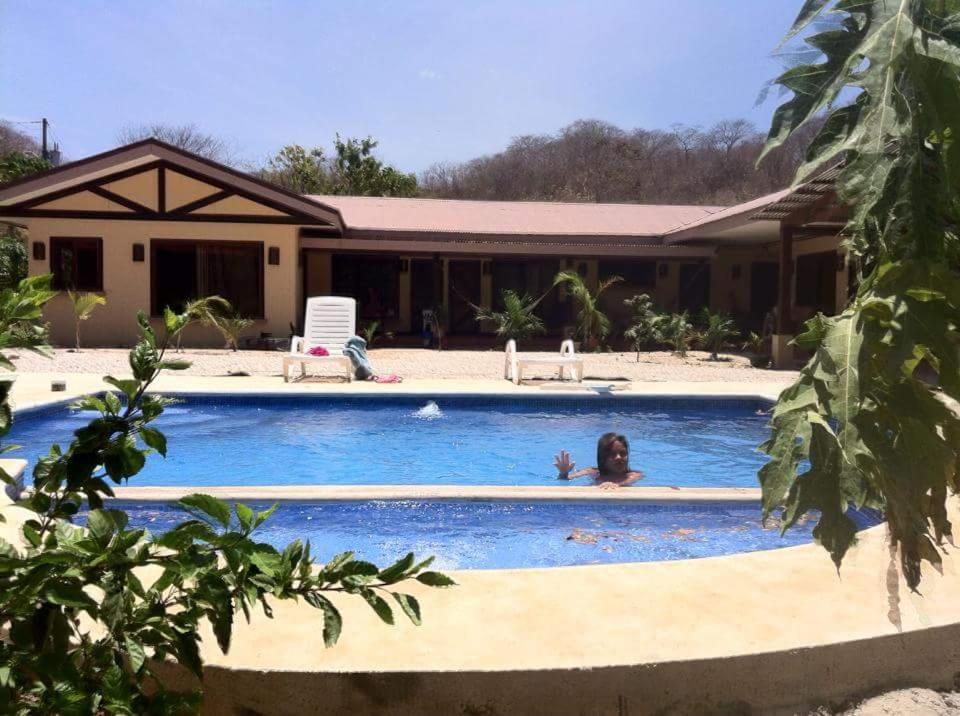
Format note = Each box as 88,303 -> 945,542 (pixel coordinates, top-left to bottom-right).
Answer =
10,395 -> 772,488
99,500 -> 879,569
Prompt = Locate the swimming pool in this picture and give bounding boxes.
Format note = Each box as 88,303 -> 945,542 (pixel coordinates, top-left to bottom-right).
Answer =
96,500 -> 877,569
10,394 -> 771,488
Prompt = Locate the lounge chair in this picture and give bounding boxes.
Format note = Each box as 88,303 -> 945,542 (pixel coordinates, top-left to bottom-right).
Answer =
283,296 -> 356,382
504,339 -> 583,385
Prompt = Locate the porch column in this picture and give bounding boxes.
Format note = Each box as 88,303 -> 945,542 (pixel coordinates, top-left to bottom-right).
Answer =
773,223 -> 794,369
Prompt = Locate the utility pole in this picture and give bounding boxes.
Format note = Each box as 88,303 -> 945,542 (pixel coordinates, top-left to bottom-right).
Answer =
41,118 -> 49,160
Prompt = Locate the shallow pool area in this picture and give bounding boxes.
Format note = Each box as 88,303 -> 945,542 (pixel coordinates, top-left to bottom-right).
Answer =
11,394 -> 772,488
92,499 -> 879,569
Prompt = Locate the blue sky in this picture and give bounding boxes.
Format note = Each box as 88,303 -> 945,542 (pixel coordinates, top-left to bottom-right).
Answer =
1,1 -> 802,173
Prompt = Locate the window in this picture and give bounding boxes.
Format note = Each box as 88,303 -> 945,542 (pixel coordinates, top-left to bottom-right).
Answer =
50,237 -> 103,291
151,240 -> 263,317
331,254 -> 400,320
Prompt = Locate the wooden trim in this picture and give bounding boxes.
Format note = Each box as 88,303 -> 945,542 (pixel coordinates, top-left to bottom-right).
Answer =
160,162 -> 302,219
9,161 -> 164,211
0,139 -> 163,193
149,238 -> 265,319
0,209 -> 319,225
168,189 -> 232,215
158,166 -> 166,214
87,185 -> 155,214
50,236 -> 104,292
0,138 -> 343,227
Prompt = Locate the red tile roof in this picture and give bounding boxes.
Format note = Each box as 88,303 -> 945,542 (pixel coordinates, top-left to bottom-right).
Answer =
307,195 -> 725,237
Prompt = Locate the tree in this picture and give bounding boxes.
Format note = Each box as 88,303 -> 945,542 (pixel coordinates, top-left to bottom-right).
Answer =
0,149 -> 53,291
475,290 -> 547,343
67,290 -> 106,351
696,308 -> 738,361
331,135 -> 418,197
553,271 -> 622,349
623,294 -> 660,361
0,285 -> 453,712
0,231 -> 27,291
0,121 -> 41,155
261,144 -> 329,194
0,151 -> 52,185
419,117 -> 814,205
117,123 -> 236,165
758,0 -> 960,592
172,295 -> 232,352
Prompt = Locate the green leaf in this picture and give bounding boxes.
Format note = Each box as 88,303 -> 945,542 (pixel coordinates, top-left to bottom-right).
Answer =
392,593 -> 422,626
124,636 -> 146,673
178,493 -> 231,528
235,502 -> 254,531
304,592 -> 342,647
361,589 -> 394,624
415,571 -> 456,588
377,552 -> 415,584
140,427 -> 167,457
45,581 -> 97,609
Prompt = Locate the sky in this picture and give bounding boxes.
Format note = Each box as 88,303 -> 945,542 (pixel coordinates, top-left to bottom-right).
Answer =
1,1 -> 803,173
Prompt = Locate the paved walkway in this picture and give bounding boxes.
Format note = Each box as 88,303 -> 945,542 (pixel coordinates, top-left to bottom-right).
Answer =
8,346 -> 797,384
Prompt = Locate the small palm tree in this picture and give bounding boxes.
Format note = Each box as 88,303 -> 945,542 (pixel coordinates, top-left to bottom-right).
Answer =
475,290 -> 546,343
213,314 -> 253,351
67,291 -> 106,352
623,293 -> 659,362
175,295 -> 232,352
656,311 -> 695,357
697,308 -> 739,361
362,320 -> 380,347
553,271 -> 622,349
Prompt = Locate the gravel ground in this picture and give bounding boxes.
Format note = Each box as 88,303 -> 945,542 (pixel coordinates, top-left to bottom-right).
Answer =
804,688 -> 960,715
6,347 -> 798,384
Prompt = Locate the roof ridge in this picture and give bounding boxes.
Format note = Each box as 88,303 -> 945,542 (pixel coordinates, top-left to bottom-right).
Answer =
306,193 -> 726,211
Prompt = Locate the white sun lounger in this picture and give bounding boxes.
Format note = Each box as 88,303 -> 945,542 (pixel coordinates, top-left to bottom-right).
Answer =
504,338 -> 583,385
283,296 -> 355,382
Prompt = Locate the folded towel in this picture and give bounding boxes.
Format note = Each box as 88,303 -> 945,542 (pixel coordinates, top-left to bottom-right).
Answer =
343,336 -> 374,380
308,346 -> 329,356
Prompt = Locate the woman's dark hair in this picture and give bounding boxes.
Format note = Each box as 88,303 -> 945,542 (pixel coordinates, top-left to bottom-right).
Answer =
597,432 -> 629,473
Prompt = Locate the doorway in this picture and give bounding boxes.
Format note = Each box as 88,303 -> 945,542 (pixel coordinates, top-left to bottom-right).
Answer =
678,263 -> 711,314
750,262 -> 779,321
448,260 -> 482,335
410,259 -> 435,334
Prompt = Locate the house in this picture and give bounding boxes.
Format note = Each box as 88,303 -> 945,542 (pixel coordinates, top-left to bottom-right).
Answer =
0,139 -> 848,366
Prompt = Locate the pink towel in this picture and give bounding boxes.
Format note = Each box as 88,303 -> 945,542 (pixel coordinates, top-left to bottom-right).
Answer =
308,346 -> 329,357
372,374 -> 403,384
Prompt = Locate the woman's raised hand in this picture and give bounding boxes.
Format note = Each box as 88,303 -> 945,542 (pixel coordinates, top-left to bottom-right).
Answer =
554,450 -> 575,479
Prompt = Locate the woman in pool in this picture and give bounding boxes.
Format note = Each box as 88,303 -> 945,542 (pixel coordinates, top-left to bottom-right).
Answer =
553,432 -> 644,489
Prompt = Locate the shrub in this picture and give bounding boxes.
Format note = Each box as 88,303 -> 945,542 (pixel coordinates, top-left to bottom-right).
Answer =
655,312 -> 695,357
475,290 -> 546,343
213,314 -> 253,351
696,308 -> 739,361
0,289 -> 452,711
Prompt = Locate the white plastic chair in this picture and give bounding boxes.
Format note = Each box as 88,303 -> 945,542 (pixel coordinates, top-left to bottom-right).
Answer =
504,339 -> 583,385
283,296 -> 355,382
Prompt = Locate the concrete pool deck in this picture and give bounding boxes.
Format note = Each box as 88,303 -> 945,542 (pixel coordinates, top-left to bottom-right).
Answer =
4,371 -> 960,714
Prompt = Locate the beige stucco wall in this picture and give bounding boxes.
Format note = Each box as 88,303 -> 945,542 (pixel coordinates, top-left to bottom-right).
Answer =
22,217 -> 300,348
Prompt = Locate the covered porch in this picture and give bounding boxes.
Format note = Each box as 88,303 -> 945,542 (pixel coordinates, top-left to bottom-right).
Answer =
298,231 -> 719,347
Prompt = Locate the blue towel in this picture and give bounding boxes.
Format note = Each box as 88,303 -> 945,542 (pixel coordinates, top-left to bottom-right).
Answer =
343,335 -> 374,380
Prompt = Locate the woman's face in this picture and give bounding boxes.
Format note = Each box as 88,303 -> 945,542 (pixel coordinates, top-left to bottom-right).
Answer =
603,440 -> 629,474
